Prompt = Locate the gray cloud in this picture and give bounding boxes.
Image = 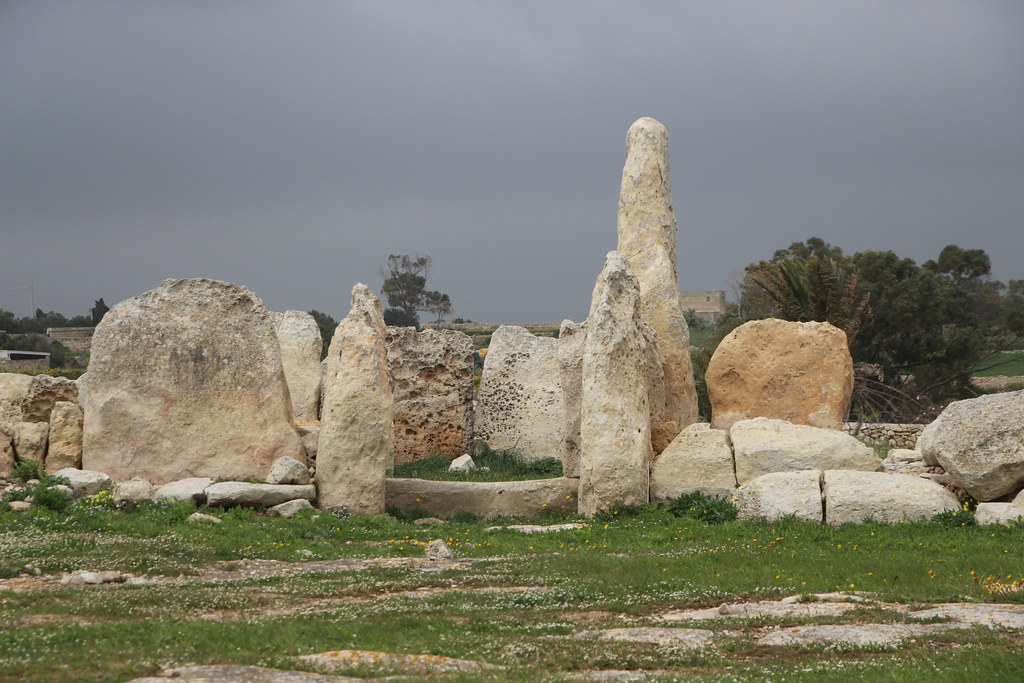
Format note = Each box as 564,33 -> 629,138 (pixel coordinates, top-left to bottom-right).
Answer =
2,0 -> 1022,323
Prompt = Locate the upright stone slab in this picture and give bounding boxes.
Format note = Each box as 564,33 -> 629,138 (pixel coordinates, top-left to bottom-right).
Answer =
270,310 -> 323,422
616,117 -> 699,448
0,373 -> 32,423
0,423 -> 15,477
557,320 -> 586,477
707,319 -> 854,431
475,325 -> 563,460
578,252 -> 656,516
81,278 -> 305,484
318,285 -> 394,514
386,327 -> 474,464
46,401 -> 83,473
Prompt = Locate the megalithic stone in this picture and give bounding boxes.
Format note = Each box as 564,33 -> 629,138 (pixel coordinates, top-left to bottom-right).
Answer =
318,284 -> 394,514
616,117 -> 699,450
578,252 -> 658,516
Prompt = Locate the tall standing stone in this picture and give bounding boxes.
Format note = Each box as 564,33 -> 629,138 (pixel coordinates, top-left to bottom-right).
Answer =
318,284 -> 394,514
578,252 -> 657,516
81,278 -> 306,484
386,327 -> 474,464
557,319 -> 586,477
616,117 -> 699,448
270,310 -> 324,422
475,326 -> 563,461
46,401 -> 83,473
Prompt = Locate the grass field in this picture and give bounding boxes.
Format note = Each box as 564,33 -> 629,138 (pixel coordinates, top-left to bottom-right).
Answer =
973,352 -> 1024,377
1,498 -> 1022,682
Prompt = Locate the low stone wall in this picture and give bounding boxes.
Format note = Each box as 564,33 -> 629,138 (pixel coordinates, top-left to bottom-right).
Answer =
843,422 -> 925,450
385,477 -> 577,518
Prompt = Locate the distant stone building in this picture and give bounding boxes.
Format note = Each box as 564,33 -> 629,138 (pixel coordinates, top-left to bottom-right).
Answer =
46,327 -> 95,352
680,290 -> 726,323
0,350 -> 50,370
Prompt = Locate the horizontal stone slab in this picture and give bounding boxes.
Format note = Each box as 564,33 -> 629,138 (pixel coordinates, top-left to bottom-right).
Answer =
205,482 -> 316,508
385,477 -> 577,518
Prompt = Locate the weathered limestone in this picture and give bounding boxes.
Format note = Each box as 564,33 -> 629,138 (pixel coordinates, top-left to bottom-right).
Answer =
18,375 -> 78,423
81,278 -> 305,484
425,539 -> 454,561
475,325 -> 563,460
650,423 -> 737,501
52,468 -> 112,497
112,478 -> 156,505
557,319 -> 586,477
616,117 -> 699,444
153,477 -> 214,504
270,310 -> 323,422
385,477 -> 577,519
317,284 -> 394,514
0,373 -> 32,423
0,424 -> 14,476
448,454 -> 476,473
268,498 -> 314,518
45,401 -> 83,473
707,319 -> 854,431
732,470 -> 823,523
917,390 -> 1024,501
730,418 -> 880,485
12,421 -> 48,463
386,327 -> 474,463
823,470 -> 960,525
974,503 -> 1024,526
266,455 -> 310,485
578,252 -> 657,515
205,482 -> 316,508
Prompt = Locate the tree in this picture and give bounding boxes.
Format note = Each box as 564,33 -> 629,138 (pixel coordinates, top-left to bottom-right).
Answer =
90,298 -> 109,325
379,254 -> 453,327
307,310 -> 337,359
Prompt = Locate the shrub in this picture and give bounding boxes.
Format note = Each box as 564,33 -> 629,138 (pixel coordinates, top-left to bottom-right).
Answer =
667,491 -> 738,525
10,459 -> 45,483
931,508 -> 976,528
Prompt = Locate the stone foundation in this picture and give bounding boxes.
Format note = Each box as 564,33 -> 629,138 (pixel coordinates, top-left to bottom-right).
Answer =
385,477 -> 577,518
843,423 -> 925,450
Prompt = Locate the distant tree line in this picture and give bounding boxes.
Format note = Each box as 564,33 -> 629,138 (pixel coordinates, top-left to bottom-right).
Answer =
0,298 -> 108,368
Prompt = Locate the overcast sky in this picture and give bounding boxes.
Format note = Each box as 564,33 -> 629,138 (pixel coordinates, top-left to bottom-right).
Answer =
2,1 -> 1022,324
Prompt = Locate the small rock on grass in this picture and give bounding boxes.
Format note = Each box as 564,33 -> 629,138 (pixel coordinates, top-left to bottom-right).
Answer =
60,570 -> 130,585
8,500 -> 31,513
425,539 -> 453,561
268,498 -> 313,518
448,454 -> 477,473
298,649 -> 496,674
413,517 -> 445,525
187,512 -> 222,524
126,664 -> 346,683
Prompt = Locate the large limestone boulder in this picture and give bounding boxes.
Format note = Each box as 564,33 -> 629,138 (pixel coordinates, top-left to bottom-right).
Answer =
917,390 -> 1024,501
81,278 -> 306,484
707,319 -> 854,431
0,373 -> 32,423
616,117 -> 699,443
13,421 -> 48,462
733,470 -> 823,523
386,327 -> 474,463
46,401 -> 83,473
974,503 -> 1024,526
730,418 -> 880,485
475,325 -> 563,460
823,470 -> 960,525
650,423 -> 737,501
318,284 -> 394,514
270,310 -> 323,422
18,375 -> 78,423
578,252 -> 658,515
557,319 -> 586,477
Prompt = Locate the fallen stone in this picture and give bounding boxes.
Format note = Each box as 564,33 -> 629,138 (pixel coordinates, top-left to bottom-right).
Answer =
824,470 -> 960,525
475,325 -> 563,460
266,455 -> 311,485
616,116 -> 699,441
81,278 -> 306,484
205,482 -> 316,508
730,418 -> 880,485
298,649 -> 496,675
387,326 -> 474,463
125,665 -> 351,683
650,423 -> 737,502
483,523 -> 589,534
51,468 -> 112,497
917,390 -> 1024,500
707,319 -> 853,431
585,627 -> 715,649
298,426 -> 319,459
270,310 -> 324,422
112,478 -> 156,505
318,284 -> 394,514
12,421 -> 48,463
974,503 -> 1024,526
187,512 -> 222,524
425,539 -> 453,561
732,470 -> 823,523
448,454 -> 476,473
757,623 -> 962,647
386,477 -> 577,519
153,477 -> 214,504
45,401 -> 83,473
907,603 -> 1024,628
268,498 -> 314,518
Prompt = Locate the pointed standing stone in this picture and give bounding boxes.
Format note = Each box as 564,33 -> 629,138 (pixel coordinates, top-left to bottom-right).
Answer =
270,310 -> 324,422
557,319 -> 586,477
616,117 -> 699,448
317,284 -> 394,514
578,252 -> 657,516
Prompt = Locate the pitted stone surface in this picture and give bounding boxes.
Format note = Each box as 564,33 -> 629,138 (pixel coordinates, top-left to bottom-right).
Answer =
18,375 -> 79,423
707,319 -> 853,431
386,326 -> 474,463
0,373 -> 32,423
616,116 -> 699,443
81,278 -> 305,484
270,310 -> 323,422
475,325 -> 563,460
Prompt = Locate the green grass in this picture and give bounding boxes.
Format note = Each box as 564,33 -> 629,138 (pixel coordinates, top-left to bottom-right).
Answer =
689,327 -> 717,348
973,352 -> 1024,377
393,448 -> 563,481
1,500 -> 1022,681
